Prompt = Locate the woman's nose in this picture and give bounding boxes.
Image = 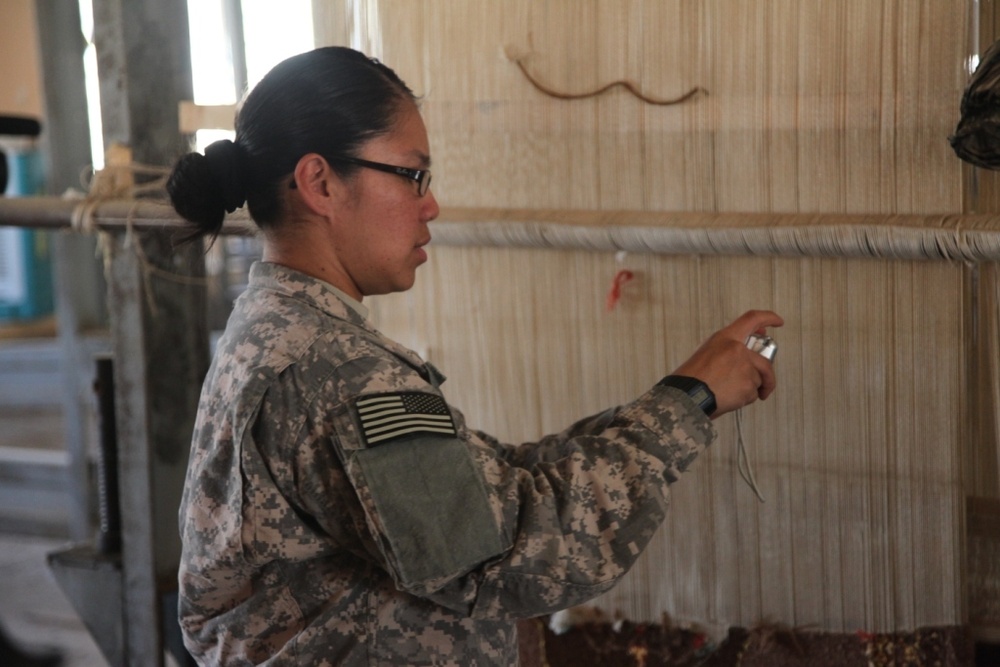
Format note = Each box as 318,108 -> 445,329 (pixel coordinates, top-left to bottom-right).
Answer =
423,189 -> 440,223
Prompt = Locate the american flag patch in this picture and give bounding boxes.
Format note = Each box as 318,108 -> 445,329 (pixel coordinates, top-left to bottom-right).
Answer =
356,392 -> 457,445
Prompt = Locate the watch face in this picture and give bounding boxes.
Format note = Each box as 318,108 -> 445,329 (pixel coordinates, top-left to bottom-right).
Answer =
691,387 -> 710,407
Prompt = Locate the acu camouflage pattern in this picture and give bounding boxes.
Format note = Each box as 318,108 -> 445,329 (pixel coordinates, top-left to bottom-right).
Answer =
178,261 -> 717,666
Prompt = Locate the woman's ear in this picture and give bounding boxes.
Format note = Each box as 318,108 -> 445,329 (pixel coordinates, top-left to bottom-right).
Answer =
291,153 -> 341,216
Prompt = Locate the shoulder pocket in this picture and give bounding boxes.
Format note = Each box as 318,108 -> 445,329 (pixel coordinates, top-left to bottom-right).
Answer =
354,434 -> 507,590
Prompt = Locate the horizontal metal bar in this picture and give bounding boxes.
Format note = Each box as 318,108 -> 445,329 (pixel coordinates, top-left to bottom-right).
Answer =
0,196 -> 255,234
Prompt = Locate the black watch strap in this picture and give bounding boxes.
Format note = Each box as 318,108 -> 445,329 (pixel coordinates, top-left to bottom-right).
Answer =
657,374 -> 717,417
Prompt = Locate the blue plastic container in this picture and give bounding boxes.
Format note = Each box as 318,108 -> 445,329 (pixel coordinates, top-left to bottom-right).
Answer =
0,120 -> 54,323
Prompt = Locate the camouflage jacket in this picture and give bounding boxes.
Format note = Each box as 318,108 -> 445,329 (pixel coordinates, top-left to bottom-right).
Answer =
178,261 -> 716,666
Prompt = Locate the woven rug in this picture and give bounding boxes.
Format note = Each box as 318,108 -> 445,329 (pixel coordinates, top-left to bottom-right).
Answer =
517,616 -> 976,666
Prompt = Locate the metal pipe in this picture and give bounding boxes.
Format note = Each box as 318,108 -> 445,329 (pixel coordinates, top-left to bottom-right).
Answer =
5,196 -> 1000,261
0,196 -> 254,234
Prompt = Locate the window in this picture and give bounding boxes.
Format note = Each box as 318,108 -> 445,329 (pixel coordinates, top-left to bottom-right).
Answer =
78,0 -> 316,163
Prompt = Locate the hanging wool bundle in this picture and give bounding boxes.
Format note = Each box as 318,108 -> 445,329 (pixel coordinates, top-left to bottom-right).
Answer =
950,40 -> 1000,169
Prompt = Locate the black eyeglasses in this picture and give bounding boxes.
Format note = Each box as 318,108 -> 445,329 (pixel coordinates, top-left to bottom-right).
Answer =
329,155 -> 432,197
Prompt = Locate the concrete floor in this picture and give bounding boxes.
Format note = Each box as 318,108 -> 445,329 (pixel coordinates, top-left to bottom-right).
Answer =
0,334 -> 108,666
0,531 -> 106,666
0,355 -> 186,666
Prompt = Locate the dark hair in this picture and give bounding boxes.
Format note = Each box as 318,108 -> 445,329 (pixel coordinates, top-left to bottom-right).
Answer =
167,46 -> 415,239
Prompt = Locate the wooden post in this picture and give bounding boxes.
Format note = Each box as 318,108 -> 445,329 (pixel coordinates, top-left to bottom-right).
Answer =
89,1 -> 207,664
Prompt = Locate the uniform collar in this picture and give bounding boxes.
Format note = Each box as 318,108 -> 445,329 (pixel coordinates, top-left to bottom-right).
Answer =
247,261 -> 432,377
315,278 -> 368,320
248,261 -> 369,326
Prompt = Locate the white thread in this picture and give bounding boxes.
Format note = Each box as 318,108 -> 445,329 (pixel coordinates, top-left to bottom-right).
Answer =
735,408 -> 765,503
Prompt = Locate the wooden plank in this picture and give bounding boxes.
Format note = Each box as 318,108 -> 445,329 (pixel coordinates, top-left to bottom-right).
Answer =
177,102 -> 236,133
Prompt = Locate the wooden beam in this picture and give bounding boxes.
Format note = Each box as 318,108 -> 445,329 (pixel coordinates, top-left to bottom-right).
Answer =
89,1 -> 205,664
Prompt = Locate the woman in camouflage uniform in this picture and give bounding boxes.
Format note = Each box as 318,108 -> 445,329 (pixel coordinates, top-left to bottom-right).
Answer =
167,46 -> 782,666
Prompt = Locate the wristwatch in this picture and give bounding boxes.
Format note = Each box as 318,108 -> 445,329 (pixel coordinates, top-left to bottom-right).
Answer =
657,374 -> 717,417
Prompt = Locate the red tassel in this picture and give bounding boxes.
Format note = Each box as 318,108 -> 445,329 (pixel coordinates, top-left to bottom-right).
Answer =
606,269 -> 635,311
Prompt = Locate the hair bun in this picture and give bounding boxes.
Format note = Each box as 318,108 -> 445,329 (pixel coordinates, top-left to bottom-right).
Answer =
204,139 -> 247,213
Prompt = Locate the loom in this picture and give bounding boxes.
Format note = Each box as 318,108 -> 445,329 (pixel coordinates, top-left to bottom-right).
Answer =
345,0 -> 1000,644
